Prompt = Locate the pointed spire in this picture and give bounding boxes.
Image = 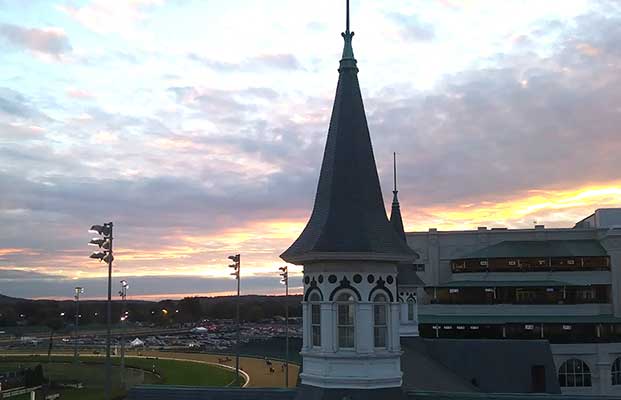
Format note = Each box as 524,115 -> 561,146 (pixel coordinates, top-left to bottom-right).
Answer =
390,152 -> 407,242
281,1 -> 414,264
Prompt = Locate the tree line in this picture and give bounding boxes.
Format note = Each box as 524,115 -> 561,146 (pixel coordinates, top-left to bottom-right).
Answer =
0,295 -> 302,331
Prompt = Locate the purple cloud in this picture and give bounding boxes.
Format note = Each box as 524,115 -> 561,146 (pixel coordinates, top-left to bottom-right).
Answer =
0,23 -> 71,56
187,53 -> 302,72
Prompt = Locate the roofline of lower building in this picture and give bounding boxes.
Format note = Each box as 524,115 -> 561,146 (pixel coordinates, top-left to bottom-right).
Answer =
406,227 -> 608,236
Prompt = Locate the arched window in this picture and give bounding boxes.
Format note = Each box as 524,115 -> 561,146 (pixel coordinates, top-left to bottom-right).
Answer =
558,359 -> 591,387
310,292 -> 321,347
373,293 -> 388,348
336,292 -> 355,349
612,357 -> 621,385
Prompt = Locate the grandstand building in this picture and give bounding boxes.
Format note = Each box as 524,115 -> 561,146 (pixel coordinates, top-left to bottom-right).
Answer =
401,208 -> 621,397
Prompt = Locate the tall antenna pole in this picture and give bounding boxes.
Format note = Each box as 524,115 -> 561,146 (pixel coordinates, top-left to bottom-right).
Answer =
393,152 -> 397,193
346,0 -> 350,34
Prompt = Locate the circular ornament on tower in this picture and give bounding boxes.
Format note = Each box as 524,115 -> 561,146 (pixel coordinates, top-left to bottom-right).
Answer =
387,275 -> 394,284
353,274 -> 362,283
304,276 -> 310,285
367,274 -> 375,283
328,274 -> 337,284
318,275 -> 324,283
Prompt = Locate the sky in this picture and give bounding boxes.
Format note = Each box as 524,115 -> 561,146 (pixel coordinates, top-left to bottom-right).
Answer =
1,0 -> 621,300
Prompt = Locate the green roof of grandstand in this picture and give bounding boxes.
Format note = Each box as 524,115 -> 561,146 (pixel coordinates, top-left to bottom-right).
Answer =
431,280 -> 571,288
459,240 -> 607,259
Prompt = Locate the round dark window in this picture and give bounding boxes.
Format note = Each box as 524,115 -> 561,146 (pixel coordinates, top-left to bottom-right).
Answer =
367,274 -> 375,283
387,275 -> 394,284
328,274 -> 337,284
353,274 -> 362,283
304,276 -> 310,285
318,275 -> 324,283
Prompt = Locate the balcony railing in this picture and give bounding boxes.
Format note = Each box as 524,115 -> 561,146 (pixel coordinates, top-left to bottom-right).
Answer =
419,322 -> 621,344
425,285 -> 611,305
451,256 -> 610,273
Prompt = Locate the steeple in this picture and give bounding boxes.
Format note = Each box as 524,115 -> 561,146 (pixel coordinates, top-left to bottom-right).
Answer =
390,152 -> 407,242
281,1 -> 415,264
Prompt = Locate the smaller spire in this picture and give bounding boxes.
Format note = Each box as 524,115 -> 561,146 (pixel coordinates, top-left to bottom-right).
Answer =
393,151 -> 397,194
390,152 -> 407,242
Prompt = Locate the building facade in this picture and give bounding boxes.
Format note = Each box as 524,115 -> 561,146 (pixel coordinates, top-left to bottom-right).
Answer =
400,208 -> 621,397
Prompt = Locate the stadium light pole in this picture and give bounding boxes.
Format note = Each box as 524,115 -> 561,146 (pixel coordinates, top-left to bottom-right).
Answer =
119,280 -> 129,387
73,287 -> 84,364
89,222 -> 113,400
228,254 -> 241,386
279,265 -> 289,388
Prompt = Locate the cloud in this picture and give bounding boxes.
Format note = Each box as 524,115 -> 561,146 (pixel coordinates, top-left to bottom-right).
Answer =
0,269 -> 62,281
0,23 -> 71,56
59,0 -> 163,35
0,88 -> 50,120
187,53 -> 303,72
66,88 -> 94,100
2,0 -> 621,300
366,5 -> 621,214
0,269 -> 302,300
249,54 -> 302,70
387,13 -> 435,41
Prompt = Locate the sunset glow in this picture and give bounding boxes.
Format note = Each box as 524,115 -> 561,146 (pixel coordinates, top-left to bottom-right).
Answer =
1,0 -> 620,300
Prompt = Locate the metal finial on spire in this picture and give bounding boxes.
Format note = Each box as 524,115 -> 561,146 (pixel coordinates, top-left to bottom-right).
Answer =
340,0 -> 356,66
393,152 -> 398,193
346,0 -> 350,34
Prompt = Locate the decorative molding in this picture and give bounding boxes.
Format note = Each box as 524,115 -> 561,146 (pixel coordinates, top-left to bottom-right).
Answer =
329,276 -> 362,301
397,290 -> 416,303
304,277 -> 324,301
368,277 -> 394,302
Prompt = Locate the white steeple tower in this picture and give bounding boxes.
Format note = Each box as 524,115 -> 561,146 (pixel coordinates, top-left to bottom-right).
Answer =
281,2 -> 415,398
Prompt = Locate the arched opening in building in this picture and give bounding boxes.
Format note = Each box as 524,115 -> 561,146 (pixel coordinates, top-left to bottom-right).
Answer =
558,358 -> 591,387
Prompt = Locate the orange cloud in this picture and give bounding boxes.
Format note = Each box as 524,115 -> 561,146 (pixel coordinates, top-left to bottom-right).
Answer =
0,248 -> 39,257
405,181 -> 621,231
8,182 -> 619,289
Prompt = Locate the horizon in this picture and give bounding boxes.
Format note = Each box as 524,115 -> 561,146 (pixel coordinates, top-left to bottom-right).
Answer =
2,0 -> 621,300
5,291 -> 304,302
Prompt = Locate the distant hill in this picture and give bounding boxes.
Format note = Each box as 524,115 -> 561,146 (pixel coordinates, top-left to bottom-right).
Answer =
0,293 -> 25,303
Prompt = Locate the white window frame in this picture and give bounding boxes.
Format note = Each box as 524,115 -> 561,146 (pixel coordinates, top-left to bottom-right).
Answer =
373,293 -> 389,349
335,290 -> 356,350
309,292 -> 321,348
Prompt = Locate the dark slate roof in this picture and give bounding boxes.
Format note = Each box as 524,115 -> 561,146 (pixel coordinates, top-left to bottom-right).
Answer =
402,338 -> 560,395
397,264 -> 425,286
127,386 -> 296,400
401,338 -> 479,393
280,31 -> 415,264
459,240 -> 607,259
295,385 -> 409,400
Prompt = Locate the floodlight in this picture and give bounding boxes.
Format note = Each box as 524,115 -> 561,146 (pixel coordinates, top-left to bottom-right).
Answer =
89,224 -> 112,237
